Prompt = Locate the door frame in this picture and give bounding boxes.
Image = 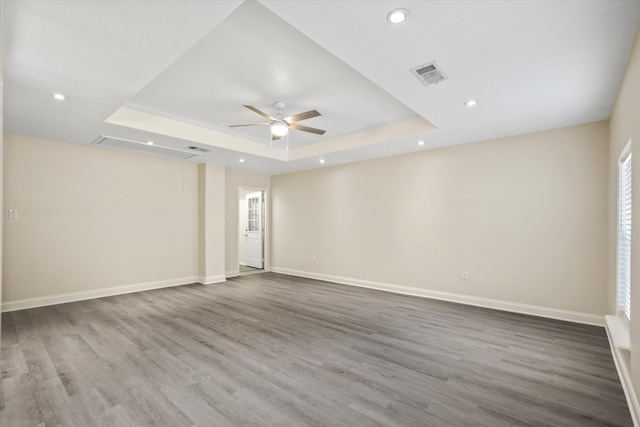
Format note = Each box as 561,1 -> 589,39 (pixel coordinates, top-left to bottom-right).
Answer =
237,185 -> 270,274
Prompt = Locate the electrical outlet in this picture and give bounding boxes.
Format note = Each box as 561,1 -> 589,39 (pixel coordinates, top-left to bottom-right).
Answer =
462,270 -> 469,281
312,256 -> 318,263
8,209 -> 17,219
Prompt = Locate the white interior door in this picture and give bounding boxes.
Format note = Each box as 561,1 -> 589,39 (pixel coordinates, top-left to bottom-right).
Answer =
245,191 -> 263,269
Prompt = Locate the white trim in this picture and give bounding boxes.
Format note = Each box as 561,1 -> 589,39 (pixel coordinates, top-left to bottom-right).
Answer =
605,320 -> 639,426
619,139 -> 633,163
197,275 -> 227,285
226,270 -> 240,278
1,276 -> 198,312
606,315 -> 631,350
271,268 -> 604,326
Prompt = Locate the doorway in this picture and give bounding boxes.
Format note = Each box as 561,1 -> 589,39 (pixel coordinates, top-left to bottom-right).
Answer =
238,187 -> 266,275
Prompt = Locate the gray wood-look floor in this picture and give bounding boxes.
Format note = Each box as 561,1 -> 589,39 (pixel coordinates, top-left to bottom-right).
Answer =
0,272 -> 631,426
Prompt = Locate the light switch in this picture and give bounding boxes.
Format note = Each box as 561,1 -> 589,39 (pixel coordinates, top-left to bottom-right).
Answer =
8,209 -> 18,219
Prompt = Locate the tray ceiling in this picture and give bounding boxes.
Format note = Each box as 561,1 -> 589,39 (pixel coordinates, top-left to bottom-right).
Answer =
3,0 -> 640,174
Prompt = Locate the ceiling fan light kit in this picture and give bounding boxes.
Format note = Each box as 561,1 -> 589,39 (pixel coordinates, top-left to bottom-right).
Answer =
271,121 -> 288,136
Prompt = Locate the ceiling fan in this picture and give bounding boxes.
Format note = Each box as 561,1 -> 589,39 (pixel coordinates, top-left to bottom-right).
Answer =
229,101 -> 326,140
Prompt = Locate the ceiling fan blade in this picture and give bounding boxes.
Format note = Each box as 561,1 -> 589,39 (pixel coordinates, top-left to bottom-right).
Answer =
244,105 -> 277,121
229,123 -> 270,128
289,123 -> 326,135
283,110 -> 321,123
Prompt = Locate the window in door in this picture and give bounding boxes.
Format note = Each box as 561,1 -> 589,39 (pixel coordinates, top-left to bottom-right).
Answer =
247,197 -> 259,232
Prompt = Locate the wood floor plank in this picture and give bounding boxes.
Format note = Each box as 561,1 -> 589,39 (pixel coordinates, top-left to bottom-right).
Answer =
0,272 -> 632,426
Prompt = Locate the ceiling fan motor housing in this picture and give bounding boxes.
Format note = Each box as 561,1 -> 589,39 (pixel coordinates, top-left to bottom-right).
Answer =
273,101 -> 286,114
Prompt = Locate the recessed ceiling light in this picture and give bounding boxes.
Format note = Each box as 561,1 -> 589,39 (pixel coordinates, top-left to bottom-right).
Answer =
239,158 -> 245,163
417,140 -> 425,146
146,141 -> 154,146
320,159 -> 325,164
387,8 -> 408,24
464,99 -> 478,107
52,93 -> 66,101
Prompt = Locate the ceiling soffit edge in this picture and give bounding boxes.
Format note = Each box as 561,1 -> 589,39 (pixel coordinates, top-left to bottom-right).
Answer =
105,107 -> 437,163
287,117 -> 438,161
105,107 -> 286,161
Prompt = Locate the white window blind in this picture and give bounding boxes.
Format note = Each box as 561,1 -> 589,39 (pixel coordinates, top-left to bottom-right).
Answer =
617,150 -> 632,320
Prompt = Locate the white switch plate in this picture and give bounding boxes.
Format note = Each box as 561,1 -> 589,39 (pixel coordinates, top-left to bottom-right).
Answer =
8,209 -> 18,219
462,270 -> 469,281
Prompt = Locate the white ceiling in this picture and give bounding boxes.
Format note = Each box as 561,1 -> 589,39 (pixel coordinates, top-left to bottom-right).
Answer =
3,0 -> 640,175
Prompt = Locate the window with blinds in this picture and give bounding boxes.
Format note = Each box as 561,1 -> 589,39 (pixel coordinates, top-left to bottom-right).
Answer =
617,148 -> 632,321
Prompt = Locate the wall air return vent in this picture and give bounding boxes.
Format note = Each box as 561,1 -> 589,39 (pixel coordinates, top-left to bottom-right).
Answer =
410,61 -> 448,86
91,136 -> 203,160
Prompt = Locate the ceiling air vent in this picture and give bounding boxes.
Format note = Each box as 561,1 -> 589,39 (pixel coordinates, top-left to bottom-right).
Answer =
410,61 -> 448,86
188,146 -> 210,153
91,136 -> 203,160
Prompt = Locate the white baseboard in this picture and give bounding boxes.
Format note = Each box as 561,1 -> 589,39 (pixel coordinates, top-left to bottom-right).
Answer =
605,322 -> 639,426
1,276 -> 198,312
271,267 -> 604,326
226,270 -> 240,278
197,275 -> 227,285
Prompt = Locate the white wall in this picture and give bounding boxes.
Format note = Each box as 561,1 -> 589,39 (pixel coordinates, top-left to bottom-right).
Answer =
272,121 -> 609,318
2,134 -> 199,306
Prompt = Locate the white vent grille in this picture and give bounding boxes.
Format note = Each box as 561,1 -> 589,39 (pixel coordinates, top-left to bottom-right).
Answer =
91,136 -> 203,160
410,61 -> 448,86
188,146 -> 210,153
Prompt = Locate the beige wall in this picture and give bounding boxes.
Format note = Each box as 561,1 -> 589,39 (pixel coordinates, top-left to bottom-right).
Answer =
1,134 -> 273,306
2,134 -> 199,303
609,28 -> 640,398
225,169 -> 271,275
0,15 -> 4,336
272,121 -> 609,315
198,163 -> 226,283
